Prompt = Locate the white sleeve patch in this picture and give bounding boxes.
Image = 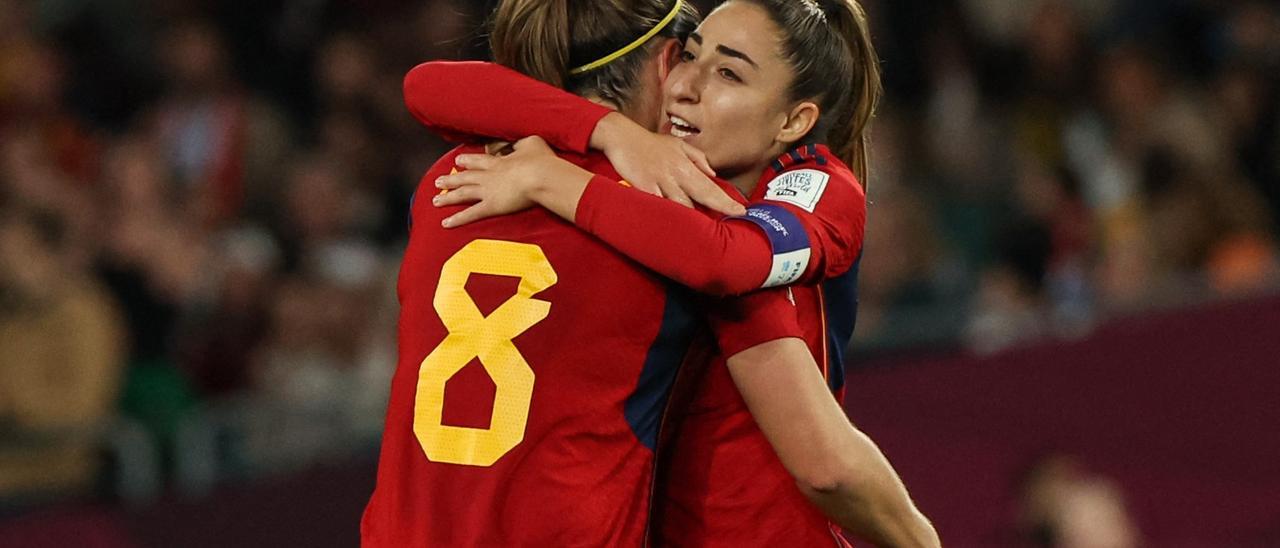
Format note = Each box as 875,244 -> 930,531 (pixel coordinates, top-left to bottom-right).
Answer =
764,169 -> 830,213
762,248 -> 811,288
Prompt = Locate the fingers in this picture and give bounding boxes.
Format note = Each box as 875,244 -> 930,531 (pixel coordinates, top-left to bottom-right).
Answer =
628,178 -> 664,197
441,203 -> 496,228
513,135 -> 549,151
432,186 -> 481,207
688,182 -> 747,217
454,154 -> 498,171
435,171 -> 476,190
682,142 -> 717,178
659,178 -> 695,209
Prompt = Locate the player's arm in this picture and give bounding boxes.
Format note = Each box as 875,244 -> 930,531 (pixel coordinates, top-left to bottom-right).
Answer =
724,339 -> 939,548
403,61 -> 611,153
710,294 -> 938,547
436,139 -> 864,294
403,61 -> 731,210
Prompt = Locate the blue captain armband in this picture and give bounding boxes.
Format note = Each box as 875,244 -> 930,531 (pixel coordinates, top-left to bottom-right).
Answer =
733,203 -> 811,288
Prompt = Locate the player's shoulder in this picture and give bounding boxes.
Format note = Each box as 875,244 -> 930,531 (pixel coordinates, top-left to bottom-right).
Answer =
756,144 -> 863,214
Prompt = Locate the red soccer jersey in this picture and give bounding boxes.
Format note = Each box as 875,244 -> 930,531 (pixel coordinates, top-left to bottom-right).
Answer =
361,145 -> 804,547
654,146 -> 865,548
399,62 -> 867,546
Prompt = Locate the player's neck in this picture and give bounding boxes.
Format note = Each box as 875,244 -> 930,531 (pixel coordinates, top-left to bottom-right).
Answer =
584,94 -> 662,133
726,167 -> 766,198
584,94 -> 621,113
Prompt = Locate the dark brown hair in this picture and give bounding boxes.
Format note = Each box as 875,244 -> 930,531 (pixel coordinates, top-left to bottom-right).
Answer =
489,0 -> 699,109
740,0 -> 883,185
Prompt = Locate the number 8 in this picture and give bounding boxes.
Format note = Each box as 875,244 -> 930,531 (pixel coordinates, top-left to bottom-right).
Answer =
413,239 -> 558,466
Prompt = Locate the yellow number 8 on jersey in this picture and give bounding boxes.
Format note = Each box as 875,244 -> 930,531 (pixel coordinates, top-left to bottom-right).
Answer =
413,239 -> 557,467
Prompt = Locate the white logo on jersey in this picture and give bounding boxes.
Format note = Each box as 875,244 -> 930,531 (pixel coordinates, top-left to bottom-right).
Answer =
764,169 -> 830,213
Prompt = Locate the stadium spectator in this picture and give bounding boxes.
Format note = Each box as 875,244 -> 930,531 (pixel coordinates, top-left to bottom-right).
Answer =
1017,454 -> 1141,548
0,207 -> 125,502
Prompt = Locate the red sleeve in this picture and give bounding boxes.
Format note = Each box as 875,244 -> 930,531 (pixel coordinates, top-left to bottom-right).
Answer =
575,176 -> 774,295
402,61 -> 611,154
572,149 -> 866,295
705,289 -> 803,358
748,146 -> 867,281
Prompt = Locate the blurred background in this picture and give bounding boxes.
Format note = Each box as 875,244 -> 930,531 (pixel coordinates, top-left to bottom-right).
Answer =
0,0 -> 1276,546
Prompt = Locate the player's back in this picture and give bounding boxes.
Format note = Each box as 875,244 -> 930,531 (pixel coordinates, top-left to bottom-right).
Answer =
363,145 -> 698,547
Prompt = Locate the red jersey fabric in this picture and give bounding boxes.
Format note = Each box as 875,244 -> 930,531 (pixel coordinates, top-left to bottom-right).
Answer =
654,146 -> 865,548
362,145 -> 803,547
399,61 -> 869,546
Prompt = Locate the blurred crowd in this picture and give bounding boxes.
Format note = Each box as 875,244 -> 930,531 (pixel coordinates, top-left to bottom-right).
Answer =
0,0 -> 1276,530
859,0 -> 1280,353
0,0 -> 481,509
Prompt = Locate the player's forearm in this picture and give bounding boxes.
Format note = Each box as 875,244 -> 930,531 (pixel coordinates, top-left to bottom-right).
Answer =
403,61 -> 610,152
798,429 -> 940,548
573,180 -> 773,294
727,340 -> 938,547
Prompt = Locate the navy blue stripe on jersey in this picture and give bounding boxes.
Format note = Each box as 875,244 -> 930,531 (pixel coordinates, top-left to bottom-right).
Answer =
771,158 -> 786,173
407,190 -> 418,230
788,149 -> 804,164
822,252 -> 862,393
624,286 -> 699,450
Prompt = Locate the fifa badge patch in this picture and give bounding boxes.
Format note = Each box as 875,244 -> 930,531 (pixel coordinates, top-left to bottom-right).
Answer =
764,169 -> 830,213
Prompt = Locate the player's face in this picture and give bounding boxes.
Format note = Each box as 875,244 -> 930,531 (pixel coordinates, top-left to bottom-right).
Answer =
661,1 -> 797,180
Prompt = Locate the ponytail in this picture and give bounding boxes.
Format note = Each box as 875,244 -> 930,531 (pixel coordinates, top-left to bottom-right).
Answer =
742,0 -> 883,187
490,0 -> 571,88
824,0 -> 882,185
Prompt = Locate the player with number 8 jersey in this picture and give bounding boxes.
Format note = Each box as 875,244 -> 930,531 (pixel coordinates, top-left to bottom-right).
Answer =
361,142 -> 802,546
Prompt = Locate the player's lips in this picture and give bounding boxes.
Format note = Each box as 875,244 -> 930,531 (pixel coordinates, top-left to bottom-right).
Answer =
667,114 -> 701,139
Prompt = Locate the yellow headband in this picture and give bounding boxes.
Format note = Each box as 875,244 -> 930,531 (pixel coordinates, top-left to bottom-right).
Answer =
569,0 -> 685,75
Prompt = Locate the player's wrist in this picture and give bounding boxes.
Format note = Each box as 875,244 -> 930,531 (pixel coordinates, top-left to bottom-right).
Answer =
524,160 -> 592,206
589,112 -> 648,155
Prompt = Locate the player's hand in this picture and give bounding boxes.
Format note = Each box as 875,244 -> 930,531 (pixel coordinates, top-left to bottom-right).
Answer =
434,136 -> 582,228
590,113 -> 745,217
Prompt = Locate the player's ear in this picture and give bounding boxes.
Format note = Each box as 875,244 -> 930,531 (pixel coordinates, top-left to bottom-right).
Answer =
776,101 -> 820,146
657,38 -> 683,81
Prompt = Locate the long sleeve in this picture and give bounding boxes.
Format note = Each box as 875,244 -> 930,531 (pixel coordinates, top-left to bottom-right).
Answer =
573,145 -> 866,296
403,61 -> 611,153
575,177 -> 779,295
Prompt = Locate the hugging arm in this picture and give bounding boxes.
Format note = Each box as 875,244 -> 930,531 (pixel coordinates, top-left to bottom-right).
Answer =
437,140 -> 771,294
403,61 -> 611,153
726,340 -> 940,548
405,61 -> 732,211
439,139 -> 865,294
711,294 -> 939,548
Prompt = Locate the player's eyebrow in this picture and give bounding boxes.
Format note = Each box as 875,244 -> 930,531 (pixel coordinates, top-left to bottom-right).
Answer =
688,32 -> 759,70
716,44 -> 759,70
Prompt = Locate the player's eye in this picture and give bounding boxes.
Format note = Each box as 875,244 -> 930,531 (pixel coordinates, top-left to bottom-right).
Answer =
718,67 -> 741,82
679,50 -> 696,63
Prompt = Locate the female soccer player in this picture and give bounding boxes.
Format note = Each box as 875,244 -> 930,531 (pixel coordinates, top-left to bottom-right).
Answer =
406,0 -> 938,546
365,2 -> 824,546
